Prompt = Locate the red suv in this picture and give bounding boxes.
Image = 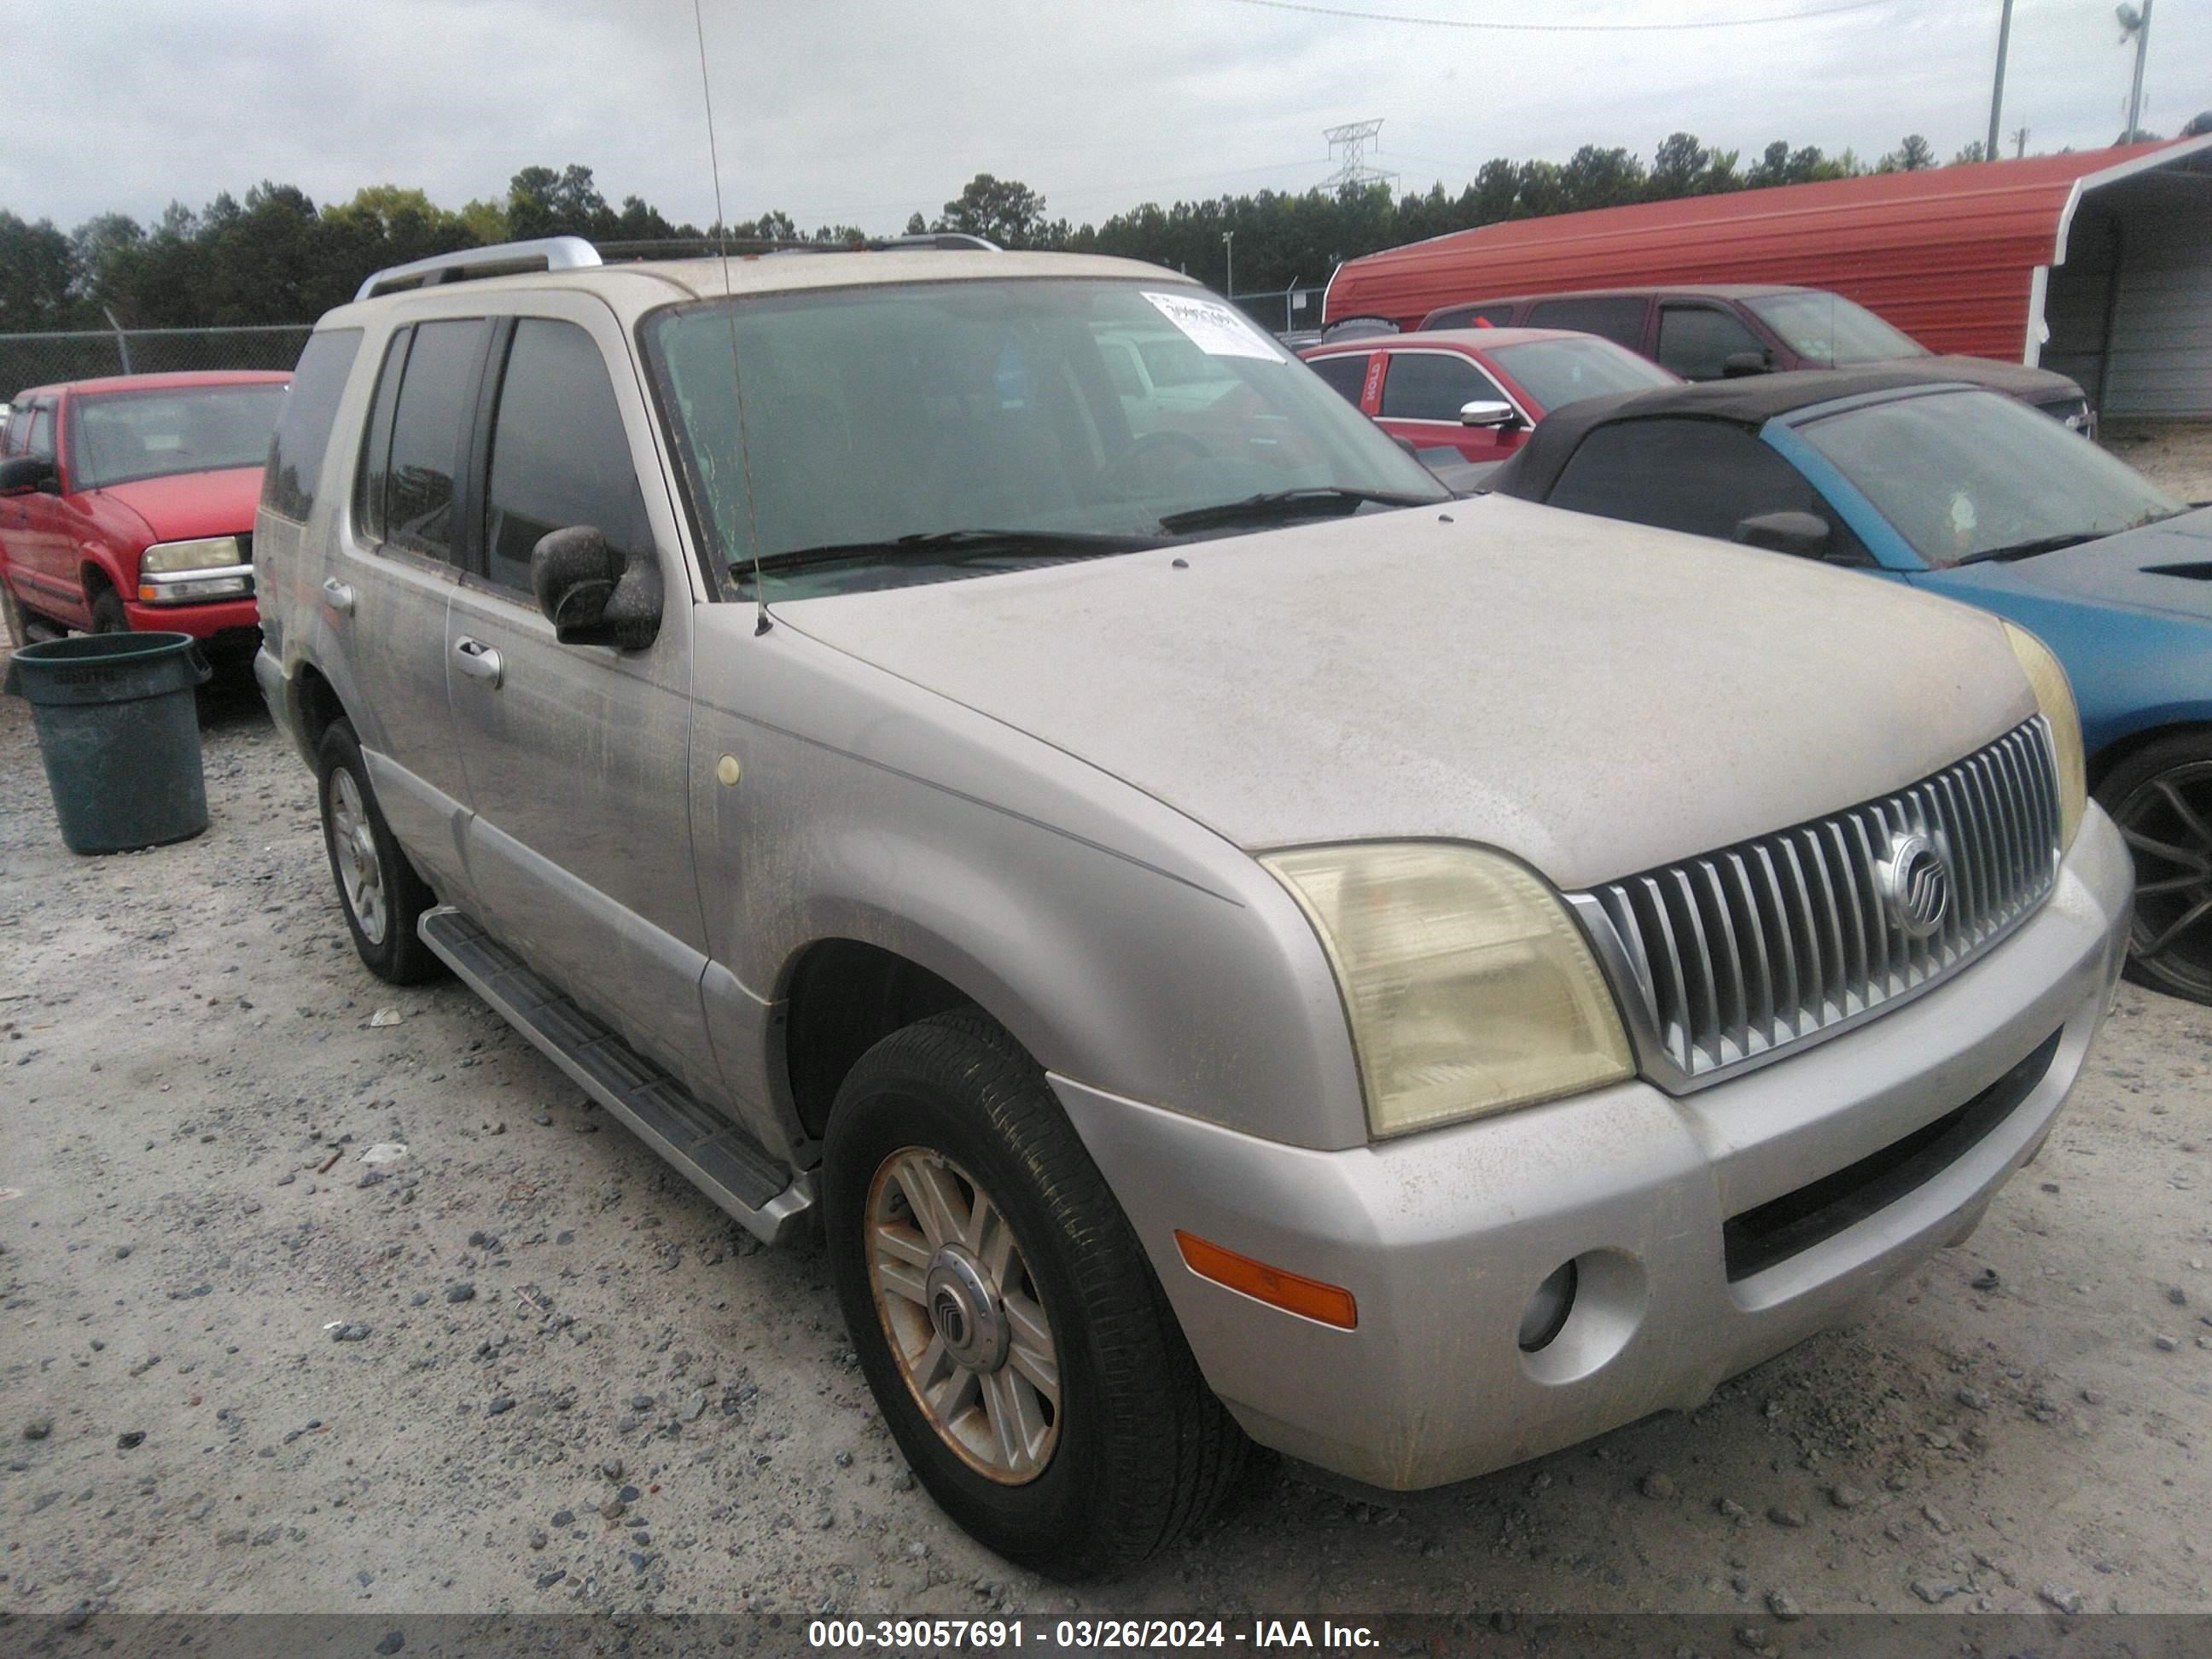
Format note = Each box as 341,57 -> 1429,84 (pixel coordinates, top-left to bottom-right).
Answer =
0,370 -> 290,655
1301,328 -> 1677,463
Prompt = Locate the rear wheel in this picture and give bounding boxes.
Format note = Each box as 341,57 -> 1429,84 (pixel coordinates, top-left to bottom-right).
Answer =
317,719 -> 442,985
2097,731 -> 2212,1005
824,1010 -> 1246,1578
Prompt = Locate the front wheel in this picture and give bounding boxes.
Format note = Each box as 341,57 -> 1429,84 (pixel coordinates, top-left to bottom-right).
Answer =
89,587 -> 129,634
317,719 -> 442,985
824,1010 -> 1246,1578
2097,731 -> 2212,1005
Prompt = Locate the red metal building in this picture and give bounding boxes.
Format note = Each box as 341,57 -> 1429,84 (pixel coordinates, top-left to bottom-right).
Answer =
1324,138 -> 2212,418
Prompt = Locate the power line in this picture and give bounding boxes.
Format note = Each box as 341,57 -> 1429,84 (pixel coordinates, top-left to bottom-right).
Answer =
1218,0 -> 1890,32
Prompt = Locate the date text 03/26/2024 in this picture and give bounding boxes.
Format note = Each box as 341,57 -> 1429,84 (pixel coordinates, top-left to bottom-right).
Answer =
806,1619 -> 1378,1650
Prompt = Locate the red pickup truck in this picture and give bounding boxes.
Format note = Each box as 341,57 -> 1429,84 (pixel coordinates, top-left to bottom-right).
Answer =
0,370 -> 289,655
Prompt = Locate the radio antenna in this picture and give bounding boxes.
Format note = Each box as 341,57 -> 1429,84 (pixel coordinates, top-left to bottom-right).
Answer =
690,0 -> 770,634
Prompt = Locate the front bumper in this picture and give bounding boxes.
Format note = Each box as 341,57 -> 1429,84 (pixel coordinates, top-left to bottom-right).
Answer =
122,589 -> 259,643
1053,805 -> 2132,1492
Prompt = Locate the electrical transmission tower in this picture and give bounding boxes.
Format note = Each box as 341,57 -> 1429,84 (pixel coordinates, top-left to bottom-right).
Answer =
1321,119 -> 1394,190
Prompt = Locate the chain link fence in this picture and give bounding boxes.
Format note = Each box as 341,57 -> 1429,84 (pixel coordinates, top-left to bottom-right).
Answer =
2,325 -> 313,399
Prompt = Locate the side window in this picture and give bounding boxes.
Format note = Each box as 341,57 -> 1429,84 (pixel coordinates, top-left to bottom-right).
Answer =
1525,296 -> 1650,350
1,403 -> 24,455
1305,353 -> 1369,405
1377,352 -> 1506,422
1429,304 -> 1516,330
26,403 -> 56,464
381,319 -> 489,560
262,329 -> 363,522
480,318 -> 649,596
1547,417 -> 1848,547
355,330 -> 409,546
1656,306 -> 1767,381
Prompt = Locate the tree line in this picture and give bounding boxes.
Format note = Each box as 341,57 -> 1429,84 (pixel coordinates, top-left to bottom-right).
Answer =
0,131 -> 2108,335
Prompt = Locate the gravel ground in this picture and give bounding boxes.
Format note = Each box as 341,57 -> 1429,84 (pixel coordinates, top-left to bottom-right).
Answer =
4,434 -> 2210,1628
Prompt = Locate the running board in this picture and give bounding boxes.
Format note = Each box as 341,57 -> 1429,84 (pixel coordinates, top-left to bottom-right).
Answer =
417,905 -> 812,1245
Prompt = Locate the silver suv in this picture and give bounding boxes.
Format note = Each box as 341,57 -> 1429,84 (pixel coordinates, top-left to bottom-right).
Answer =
253,235 -> 2132,1577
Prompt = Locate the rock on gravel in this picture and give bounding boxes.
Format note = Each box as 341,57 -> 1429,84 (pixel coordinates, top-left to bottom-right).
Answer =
1639,1472 -> 1676,1499
2039,1581 -> 2087,1615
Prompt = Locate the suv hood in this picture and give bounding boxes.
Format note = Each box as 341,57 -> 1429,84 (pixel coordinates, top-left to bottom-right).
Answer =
1912,355 -> 2085,409
1986,504 -> 2212,622
88,467 -> 263,544
778,496 -> 2033,890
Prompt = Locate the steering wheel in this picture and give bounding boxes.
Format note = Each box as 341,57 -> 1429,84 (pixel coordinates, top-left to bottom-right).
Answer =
1101,429 -> 1213,492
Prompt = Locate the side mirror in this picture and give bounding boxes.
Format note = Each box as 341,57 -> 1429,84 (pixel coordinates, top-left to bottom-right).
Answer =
0,455 -> 55,495
1721,351 -> 1771,378
1459,399 -> 1521,429
1733,509 -> 1833,559
529,526 -> 663,649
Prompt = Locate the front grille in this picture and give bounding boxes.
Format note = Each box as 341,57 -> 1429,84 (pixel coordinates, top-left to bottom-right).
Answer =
1573,719 -> 2063,1088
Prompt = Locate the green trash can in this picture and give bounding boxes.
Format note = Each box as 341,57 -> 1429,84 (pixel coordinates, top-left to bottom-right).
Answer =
4,632 -> 212,854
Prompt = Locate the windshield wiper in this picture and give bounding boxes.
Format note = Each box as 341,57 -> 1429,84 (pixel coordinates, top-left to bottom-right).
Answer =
740,527 -> 1162,578
1155,486 -> 1435,534
1953,531 -> 2104,566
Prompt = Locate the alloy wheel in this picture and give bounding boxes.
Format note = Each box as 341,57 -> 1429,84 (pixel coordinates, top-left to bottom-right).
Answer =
865,1147 -> 1062,1483
330,769 -> 389,946
2112,759 -> 2212,999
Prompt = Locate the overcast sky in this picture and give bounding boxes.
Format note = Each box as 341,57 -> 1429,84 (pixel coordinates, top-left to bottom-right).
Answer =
9,0 -> 2207,236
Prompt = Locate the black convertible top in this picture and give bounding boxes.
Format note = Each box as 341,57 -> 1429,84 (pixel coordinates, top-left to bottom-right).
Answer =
1485,366 -> 1981,502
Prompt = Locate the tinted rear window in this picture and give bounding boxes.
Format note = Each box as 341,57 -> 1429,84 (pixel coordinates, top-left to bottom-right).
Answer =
1548,416 -> 1830,541
1425,304 -> 1516,330
1305,353 -> 1369,404
1524,297 -> 1648,350
379,319 -> 489,560
262,330 -> 362,521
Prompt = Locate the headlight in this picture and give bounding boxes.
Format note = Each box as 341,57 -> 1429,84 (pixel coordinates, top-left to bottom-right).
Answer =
2002,622 -> 2085,849
1262,842 -> 1633,1138
141,537 -> 244,574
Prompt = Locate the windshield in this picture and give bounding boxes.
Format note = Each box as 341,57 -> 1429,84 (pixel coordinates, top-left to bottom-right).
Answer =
1743,291 -> 1926,366
71,384 -> 287,489
1798,387 -> 2182,567
1485,336 -> 1674,412
642,277 -> 1445,597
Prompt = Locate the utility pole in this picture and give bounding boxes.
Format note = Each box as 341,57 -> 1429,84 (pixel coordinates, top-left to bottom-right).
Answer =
2013,125 -> 2030,158
1222,230 -> 1235,301
2121,0 -> 2155,141
1986,0 -> 2015,166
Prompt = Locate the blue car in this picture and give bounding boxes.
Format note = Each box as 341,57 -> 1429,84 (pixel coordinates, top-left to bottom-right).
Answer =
1487,368 -> 2212,1004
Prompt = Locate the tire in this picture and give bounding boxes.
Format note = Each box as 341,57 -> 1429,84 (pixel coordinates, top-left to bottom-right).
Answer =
317,719 -> 443,985
824,1010 -> 1247,1579
2095,730 -> 2212,1005
88,586 -> 129,633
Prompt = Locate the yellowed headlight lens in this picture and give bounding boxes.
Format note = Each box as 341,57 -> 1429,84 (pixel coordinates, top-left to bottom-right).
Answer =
2002,622 -> 2085,849
140,536 -> 243,574
1263,843 -> 1634,1138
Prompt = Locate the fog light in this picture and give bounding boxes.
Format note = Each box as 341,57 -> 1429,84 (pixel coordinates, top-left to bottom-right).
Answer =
1517,1260 -> 1578,1352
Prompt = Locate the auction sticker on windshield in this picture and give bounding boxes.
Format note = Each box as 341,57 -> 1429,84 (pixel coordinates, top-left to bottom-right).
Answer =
1144,290 -> 1284,361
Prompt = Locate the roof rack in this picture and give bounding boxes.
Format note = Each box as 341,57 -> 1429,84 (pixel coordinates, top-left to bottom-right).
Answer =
354,236 -> 603,303
353,230 -> 1004,304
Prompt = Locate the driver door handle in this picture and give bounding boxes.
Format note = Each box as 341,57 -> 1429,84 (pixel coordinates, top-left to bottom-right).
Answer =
453,636 -> 504,686
321,577 -> 354,616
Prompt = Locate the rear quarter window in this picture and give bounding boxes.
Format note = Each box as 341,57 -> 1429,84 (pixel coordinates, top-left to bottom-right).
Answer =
1525,297 -> 1650,351
262,330 -> 363,522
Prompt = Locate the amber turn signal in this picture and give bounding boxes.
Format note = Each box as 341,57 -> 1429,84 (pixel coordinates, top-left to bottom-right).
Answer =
1174,1231 -> 1358,1330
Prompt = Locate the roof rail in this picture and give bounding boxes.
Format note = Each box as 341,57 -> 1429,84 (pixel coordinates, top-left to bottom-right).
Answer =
354,236 -> 603,303
875,232 -> 1002,252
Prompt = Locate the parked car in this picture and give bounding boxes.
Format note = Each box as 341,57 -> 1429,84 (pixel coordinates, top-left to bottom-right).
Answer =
1484,367 -> 2207,1001
0,370 -> 289,654
256,236 -> 2128,1576
1301,327 -> 1679,463
1417,285 -> 2096,431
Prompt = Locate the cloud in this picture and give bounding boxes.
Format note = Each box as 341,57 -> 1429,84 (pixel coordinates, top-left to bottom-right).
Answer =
5,0 -> 2203,235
